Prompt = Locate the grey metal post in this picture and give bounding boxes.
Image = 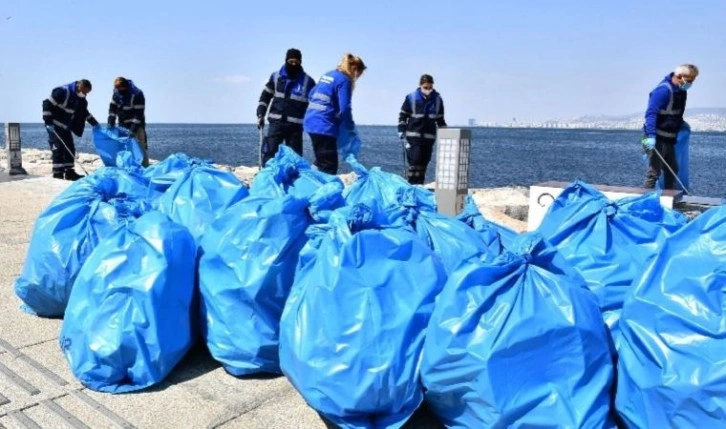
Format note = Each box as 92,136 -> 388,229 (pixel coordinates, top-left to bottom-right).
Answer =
4,123 -> 27,175
435,128 -> 471,216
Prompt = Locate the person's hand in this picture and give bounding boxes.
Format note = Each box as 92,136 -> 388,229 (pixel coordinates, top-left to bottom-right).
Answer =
398,132 -> 404,140
641,137 -> 655,150
107,116 -> 116,128
257,117 -> 264,130
128,124 -> 138,134
45,124 -> 54,134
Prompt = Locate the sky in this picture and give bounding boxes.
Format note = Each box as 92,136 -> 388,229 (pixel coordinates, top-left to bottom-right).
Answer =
1,0 -> 725,126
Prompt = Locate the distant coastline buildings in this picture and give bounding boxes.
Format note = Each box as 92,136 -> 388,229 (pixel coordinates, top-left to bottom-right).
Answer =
465,109 -> 726,132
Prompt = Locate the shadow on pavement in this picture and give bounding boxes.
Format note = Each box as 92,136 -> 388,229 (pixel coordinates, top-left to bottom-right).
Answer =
144,342 -> 220,392
318,401 -> 444,429
0,171 -> 38,183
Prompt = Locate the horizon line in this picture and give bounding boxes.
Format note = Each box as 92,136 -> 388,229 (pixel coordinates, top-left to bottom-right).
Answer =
3,105 -> 726,128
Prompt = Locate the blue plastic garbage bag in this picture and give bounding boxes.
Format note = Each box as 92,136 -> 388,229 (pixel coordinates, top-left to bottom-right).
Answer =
657,121 -> 691,191
59,211 -> 196,393
250,145 -> 311,198
343,155 -> 434,216
279,203 -> 448,428
457,195 -> 518,250
391,187 -> 490,272
338,124 -> 362,159
250,145 -> 342,200
14,169 -> 151,317
290,167 -> 342,201
143,153 -> 212,199
156,166 -> 249,244
537,181 -> 685,342
421,232 -> 615,428
615,204 -> 726,428
199,181 -> 344,376
85,166 -> 150,199
114,151 -> 146,175
92,126 -> 144,167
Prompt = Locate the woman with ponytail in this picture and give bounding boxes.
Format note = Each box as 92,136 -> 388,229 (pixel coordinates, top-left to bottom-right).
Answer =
303,53 -> 366,175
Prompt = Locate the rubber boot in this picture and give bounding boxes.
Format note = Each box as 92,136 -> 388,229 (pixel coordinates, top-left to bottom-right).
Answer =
52,172 -> 64,180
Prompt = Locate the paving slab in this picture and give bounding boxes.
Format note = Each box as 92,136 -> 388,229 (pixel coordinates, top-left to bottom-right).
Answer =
0,177 -> 330,428
0,178 -> 70,348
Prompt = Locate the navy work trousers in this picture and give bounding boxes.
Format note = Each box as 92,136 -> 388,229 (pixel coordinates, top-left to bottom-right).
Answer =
48,127 -> 76,176
644,142 -> 678,189
260,121 -> 303,167
405,137 -> 435,185
309,133 -> 338,175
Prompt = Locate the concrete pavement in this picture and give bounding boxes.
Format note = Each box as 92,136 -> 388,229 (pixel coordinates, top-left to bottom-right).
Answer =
0,177 -> 330,429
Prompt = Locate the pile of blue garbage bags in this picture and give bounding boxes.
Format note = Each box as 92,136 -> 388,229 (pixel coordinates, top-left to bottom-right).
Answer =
13,127 -> 726,427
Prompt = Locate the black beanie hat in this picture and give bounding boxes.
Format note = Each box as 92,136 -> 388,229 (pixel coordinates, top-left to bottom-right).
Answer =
286,48 -> 302,62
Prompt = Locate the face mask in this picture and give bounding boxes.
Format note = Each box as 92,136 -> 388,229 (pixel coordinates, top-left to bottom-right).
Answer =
77,91 -> 86,98
285,63 -> 302,75
679,81 -> 692,91
421,88 -> 432,96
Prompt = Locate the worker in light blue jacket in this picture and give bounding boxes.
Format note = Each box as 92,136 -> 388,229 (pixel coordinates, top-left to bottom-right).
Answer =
303,53 -> 367,175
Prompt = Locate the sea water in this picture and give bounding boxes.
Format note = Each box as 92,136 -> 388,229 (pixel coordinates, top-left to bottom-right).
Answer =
12,123 -> 726,198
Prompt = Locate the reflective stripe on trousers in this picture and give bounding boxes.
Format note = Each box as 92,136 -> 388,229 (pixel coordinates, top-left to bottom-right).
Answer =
48,128 -> 76,173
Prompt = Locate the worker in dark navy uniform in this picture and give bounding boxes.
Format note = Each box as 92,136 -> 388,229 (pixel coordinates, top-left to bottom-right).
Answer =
256,48 -> 316,166
397,74 -> 447,185
108,77 -> 149,166
641,64 -> 699,190
42,79 -> 99,180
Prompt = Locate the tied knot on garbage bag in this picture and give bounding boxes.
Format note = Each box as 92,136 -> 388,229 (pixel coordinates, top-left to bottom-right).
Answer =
602,200 -> 618,218
345,203 -> 375,232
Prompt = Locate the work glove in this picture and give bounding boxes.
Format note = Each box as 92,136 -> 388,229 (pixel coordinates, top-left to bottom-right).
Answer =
398,132 -> 404,140
257,117 -> 264,130
45,124 -> 54,134
128,123 -> 139,134
107,116 -> 116,128
641,137 -> 656,151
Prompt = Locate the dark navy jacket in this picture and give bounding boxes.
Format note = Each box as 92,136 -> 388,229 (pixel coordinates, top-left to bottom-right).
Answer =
42,82 -> 98,137
303,70 -> 354,137
109,80 -> 146,131
398,88 -> 446,141
257,66 -> 315,126
643,73 -> 687,145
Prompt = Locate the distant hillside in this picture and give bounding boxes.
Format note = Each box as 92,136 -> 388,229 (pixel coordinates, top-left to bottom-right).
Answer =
572,107 -> 726,122
563,107 -> 726,132
686,107 -> 726,116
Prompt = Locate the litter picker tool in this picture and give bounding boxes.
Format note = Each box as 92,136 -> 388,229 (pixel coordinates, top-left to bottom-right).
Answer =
400,138 -> 409,178
651,147 -> 689,194
51,128 -> 89,175
258,127 -> 265,169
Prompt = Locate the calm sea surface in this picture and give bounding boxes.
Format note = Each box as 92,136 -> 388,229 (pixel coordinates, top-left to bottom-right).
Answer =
9,123 -> 726,198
